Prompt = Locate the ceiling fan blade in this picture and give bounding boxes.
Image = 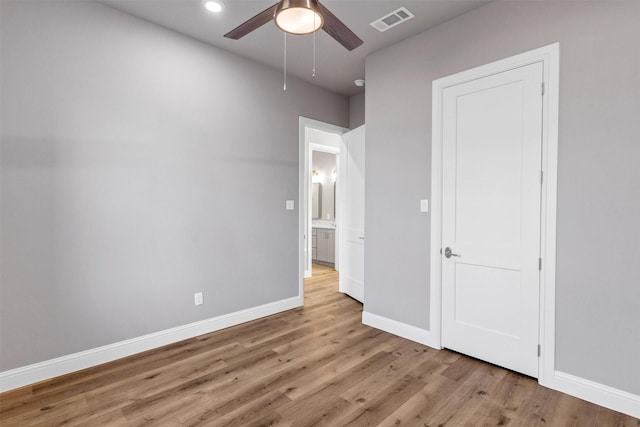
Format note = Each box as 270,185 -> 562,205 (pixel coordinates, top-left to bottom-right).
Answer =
317,2 -> 363,51
224,4 -> 279,40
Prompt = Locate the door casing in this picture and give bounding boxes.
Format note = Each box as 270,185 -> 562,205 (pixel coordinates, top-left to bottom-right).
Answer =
430,43 -> 560,387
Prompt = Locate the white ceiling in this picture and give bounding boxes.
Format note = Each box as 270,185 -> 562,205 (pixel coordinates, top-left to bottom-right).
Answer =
99,0 -> 492,96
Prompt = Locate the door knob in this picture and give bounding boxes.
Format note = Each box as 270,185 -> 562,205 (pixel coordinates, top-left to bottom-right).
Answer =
444,247 -> 461,258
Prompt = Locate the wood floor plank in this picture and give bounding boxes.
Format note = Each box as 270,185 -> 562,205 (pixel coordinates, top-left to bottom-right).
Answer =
338,374 -> 428,426
203,390 -> 292,427
178,339 -> 394,424
1,264 -> 638,426
118,347 -> 285,419
509,382 -> 565,427
84,342 -> 235,400
464,370 -> 536,427
1,393 -> 87,426
276,352 -> 398,425
340,341 -> 431,404
278,329 -> 399,401
377,373 -> 459,426
408,361 -> 507,426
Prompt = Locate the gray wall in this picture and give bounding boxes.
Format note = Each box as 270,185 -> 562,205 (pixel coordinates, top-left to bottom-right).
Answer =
365,0 -> 640,395
0,0 -> 348,371
349,93 -> 365,129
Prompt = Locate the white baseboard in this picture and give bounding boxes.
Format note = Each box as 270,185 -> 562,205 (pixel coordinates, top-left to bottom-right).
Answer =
552,371 -> 640,419
0,296 -> 303,393
362,311 -> 440,350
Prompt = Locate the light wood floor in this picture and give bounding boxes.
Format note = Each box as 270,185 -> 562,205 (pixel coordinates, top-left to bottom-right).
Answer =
1,264 -> 638,426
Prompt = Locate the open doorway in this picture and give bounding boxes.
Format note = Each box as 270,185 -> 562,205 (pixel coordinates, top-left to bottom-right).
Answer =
298,117 -> 366,305
298,118 -> 348,300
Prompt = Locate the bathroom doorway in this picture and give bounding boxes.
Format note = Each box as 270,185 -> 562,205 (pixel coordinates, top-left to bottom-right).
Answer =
298,117 -> 347,297
310,150 -> 338,275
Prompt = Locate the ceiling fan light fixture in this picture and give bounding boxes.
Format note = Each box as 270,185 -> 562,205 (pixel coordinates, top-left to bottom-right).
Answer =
274,0 -> 323,35
203,0 -> 224,13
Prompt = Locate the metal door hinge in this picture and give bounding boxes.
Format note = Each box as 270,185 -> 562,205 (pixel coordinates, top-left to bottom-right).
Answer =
538,258 -> 542,270
541,82 -> 545,96
538,344 -> 541,357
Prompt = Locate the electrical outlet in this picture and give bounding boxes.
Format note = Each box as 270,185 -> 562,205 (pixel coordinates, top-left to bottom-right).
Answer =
194,292 -> 203,306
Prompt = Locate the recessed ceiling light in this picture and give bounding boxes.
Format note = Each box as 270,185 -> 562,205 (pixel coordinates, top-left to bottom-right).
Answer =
354,79 -> 365,87
203,0 -> 224,13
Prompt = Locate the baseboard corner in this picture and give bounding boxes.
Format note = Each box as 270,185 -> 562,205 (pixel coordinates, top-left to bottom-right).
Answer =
362,311 -> 440,350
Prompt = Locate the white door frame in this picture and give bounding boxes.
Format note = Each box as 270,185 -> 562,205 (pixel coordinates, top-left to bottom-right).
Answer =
429,43 -> 559,386
299,117 -> 348,297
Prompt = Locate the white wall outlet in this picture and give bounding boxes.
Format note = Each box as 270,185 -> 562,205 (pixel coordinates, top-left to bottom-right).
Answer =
286,200 -> 295,210
420,199 -> 429,213
194,292 -> 203,306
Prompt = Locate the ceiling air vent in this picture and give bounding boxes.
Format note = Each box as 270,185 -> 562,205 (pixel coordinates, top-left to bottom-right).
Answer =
370,7 -> 415,32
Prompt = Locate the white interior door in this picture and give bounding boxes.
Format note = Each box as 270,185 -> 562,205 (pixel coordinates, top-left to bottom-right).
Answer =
339,125 -> 365,302
441,63 -> 543,377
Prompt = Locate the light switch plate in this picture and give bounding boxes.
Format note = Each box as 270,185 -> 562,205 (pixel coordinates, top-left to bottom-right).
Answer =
286,200 -> 295,210
420,199 -> 429,213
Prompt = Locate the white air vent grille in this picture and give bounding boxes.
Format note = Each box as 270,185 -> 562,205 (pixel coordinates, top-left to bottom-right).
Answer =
370,7 -> 414,32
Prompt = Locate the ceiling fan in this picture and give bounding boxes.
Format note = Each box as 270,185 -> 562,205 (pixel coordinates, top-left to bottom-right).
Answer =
224,0 -> 364,51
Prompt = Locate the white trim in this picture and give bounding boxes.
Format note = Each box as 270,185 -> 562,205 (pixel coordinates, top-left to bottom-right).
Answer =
430,43 -> 560,384
553,371 -> 640,419
429,66 -> 445,350
0,296 -> 302,392
538,44 -> 560,388
362,311 -> 439,349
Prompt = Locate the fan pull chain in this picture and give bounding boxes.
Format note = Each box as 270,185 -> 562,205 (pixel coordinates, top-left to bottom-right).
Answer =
283,32 -> 287,91
312,14 -> 316,77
